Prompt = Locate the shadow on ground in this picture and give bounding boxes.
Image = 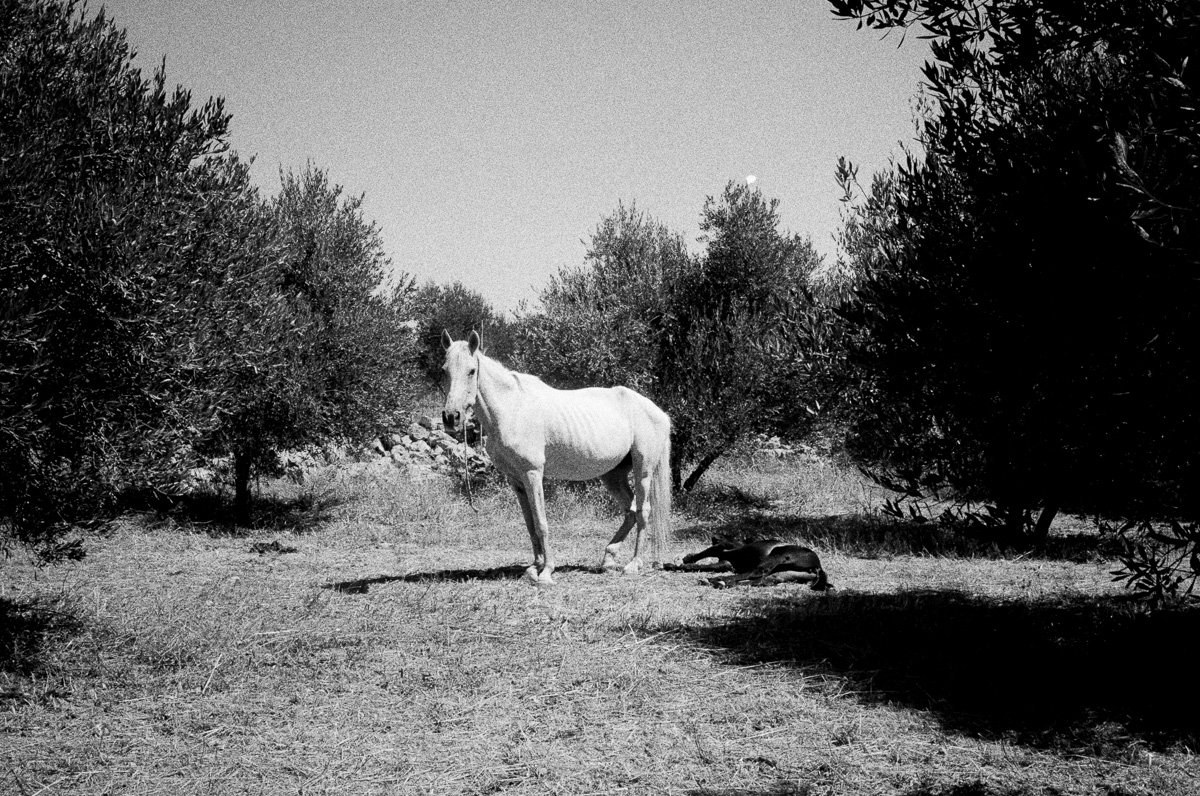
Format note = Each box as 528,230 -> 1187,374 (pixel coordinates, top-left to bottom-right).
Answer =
324,563 -> 600,593
676,512 -> 1118,563
683,785 -> 1029,796
677,586 -> 1199,753
118,484 -> 344,536
0,597 -> 83,685
685,783 -> 814,796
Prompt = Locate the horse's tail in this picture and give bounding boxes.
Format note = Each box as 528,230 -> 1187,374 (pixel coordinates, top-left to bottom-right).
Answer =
645,414 -> 672,565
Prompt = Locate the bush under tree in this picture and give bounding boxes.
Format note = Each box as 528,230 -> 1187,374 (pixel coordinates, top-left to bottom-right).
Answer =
194,165 -> 418,523
411,280 -> 513,392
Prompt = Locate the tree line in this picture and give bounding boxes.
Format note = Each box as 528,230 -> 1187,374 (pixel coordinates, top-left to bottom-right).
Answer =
4,0 -> 1198,600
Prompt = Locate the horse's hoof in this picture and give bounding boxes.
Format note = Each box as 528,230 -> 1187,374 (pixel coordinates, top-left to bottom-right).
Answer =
707,577 -> 729,590
600,556 -> 621,573
623,558 -> 643,576
523,565 -> 555,588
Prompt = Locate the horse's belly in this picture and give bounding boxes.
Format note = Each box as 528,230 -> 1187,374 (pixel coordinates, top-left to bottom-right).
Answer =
543,406 -> 633,481
543,443 -> 628,481
486,385 -> 649,481
482,414 -> 631,481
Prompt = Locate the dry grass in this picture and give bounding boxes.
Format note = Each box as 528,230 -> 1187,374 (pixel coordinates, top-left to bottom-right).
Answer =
3,456 -> 1198,795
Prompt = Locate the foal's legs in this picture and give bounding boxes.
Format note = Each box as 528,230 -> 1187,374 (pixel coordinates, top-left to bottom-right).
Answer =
707,557 -> 823,589
709,570 -> 821,588
513,469 -> 554,585
599,466 -> 637,571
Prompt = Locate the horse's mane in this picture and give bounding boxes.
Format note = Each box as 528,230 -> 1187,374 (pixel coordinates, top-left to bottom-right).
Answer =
479,350 -> 550,392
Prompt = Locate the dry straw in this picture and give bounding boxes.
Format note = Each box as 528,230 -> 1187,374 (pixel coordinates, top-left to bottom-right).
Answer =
3,456 -> 1197,795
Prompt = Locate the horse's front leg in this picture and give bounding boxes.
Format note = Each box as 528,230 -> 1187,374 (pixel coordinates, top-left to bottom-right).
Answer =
508,476 -> 544,573
515,469 -> 555,586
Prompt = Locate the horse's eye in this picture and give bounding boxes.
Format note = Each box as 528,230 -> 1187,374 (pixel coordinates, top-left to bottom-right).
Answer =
468,368 -> 476,377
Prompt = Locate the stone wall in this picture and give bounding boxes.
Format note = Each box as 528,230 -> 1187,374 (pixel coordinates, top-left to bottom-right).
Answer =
365,415 -> 490,479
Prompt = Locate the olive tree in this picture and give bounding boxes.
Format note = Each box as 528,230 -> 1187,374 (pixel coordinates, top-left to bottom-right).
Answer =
194,165 -> 418,522
1,0 -> 273,553
830,0 -> 1200,554
516,187 -> 826,490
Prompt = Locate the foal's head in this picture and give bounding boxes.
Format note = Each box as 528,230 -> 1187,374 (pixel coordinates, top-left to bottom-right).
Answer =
440,329 -> 481,432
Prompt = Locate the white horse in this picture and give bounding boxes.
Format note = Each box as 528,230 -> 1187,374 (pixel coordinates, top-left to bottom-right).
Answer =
441,330 -> 672,586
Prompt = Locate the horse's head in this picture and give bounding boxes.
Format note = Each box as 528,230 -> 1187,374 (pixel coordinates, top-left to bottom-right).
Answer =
441,329 -> 481,433
708,535 -> 740,553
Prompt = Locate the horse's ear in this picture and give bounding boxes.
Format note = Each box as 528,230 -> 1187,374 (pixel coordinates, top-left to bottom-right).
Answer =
441,329 -> 453,350
467,330 -> 481,355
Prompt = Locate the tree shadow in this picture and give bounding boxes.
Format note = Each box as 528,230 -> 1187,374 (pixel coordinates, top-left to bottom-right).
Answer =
324,563 -> 600,593
676,484 -> 779,522
678,587 -> 1199,752
682,512 -> 1117,563
117,484 -> 345,536
0,596 -> 83,694
900,784 -> 1031,796
685,783 -> 814,796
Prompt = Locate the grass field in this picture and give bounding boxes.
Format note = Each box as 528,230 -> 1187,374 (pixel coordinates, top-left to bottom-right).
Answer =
3,454 -> 1198,795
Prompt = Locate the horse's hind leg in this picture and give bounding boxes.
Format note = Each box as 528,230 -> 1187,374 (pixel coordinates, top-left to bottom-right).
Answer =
599,463 -> 636,572
622,455 -> 657,575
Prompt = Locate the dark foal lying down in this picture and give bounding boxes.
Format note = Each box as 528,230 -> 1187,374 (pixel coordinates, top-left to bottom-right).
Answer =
682,536 -> 831,590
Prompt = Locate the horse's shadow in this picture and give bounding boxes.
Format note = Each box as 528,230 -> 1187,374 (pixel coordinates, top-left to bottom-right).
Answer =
324,563 -> 599,593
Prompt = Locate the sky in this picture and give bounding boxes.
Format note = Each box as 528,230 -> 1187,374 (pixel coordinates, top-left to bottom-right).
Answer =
99,1 -> 930,313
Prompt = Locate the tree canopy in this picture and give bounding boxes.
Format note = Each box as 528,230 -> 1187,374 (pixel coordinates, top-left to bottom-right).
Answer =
516,186 -> 827,490
195,165 -> 417,521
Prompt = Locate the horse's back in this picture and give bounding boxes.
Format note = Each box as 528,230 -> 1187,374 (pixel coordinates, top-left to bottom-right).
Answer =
535,381 -> 666,436
610,385 -> 671,448
534,383 -> 668,480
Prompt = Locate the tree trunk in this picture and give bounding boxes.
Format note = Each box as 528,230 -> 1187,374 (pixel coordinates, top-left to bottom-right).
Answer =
682,445 -> 730,492
1000,501 -> 1027,540
234,449 -> 253,526
1032,501 -> 1059,542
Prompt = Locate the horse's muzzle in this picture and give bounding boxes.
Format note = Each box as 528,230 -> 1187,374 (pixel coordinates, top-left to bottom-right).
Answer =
442,409 -> 462,432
